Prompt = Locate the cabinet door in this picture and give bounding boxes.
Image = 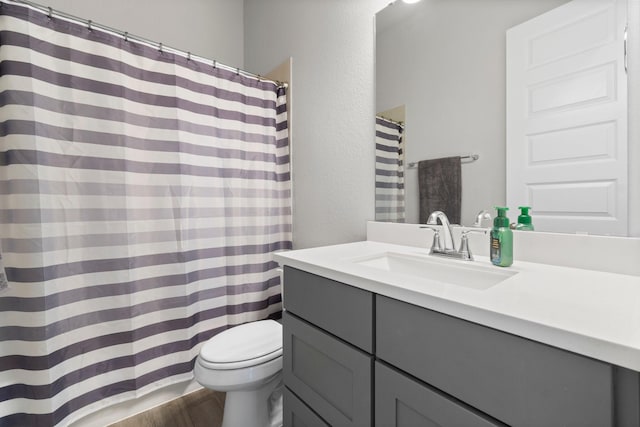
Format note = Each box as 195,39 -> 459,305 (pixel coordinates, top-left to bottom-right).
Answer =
283,387 -> 330,427
377,295 -> 614,427
614,367 -> 640,427
376,362 -> 503,427
283,311 -> 372,427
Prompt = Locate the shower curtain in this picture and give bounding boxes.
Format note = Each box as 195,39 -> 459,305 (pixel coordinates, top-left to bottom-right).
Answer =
0,2 -> 291,425
375,116 -> 405,222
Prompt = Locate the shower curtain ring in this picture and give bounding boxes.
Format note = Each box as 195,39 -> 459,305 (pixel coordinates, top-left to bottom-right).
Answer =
236,67 -> 240,75
124,31 -> 129,42
158,42 -> 163,53
87,20 -> 92,31
213,60 -> 217,69
187,51 -> 191,61
47,7 -> 52,19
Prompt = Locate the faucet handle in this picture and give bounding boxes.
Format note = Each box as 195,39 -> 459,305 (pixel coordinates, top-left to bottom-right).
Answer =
461,228 -> 488,236
458,228 -> 487,261
420,226 -> 442,253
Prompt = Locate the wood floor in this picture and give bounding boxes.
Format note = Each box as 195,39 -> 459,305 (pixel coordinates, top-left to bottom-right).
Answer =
109,389 -> 225,427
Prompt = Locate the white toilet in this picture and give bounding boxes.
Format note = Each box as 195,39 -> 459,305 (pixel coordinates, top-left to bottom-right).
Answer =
194,319 -> 283,427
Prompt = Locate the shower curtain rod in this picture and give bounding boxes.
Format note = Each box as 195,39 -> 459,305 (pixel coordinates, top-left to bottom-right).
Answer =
3,0 -> 287,88
407,154 -> 480,168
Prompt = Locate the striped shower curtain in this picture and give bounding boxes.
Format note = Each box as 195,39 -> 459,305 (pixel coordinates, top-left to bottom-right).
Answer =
375,116 -> 405,222
0,2 -> 291,425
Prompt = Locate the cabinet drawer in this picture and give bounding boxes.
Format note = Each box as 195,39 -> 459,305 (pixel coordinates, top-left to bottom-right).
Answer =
283,311 -> 372,427
376,295 -> 613,427
376,361 -> 502,427
283,266 -> 373,352
283,387 -> 329,427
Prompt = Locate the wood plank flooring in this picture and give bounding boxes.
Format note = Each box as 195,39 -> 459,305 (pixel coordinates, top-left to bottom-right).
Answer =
109,389 -> 225,427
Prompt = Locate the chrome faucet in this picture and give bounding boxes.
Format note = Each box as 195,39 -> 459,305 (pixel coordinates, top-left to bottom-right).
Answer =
421,210 -> 487,261
473,210 -> 492,228
426,210 -> 456,252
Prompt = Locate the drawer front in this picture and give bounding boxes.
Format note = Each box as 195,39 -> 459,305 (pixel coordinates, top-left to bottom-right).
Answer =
283,266 -> 373,352
283,311 -> 372,427
376,295 -> 613,427
283,387 -> 330,427
376,361 -> 503,427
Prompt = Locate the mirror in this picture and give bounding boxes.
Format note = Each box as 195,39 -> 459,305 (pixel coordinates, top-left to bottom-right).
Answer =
375,0 -> 632,235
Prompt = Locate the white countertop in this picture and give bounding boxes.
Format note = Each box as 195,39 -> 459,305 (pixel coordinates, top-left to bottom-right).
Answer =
274,240 -> 640,371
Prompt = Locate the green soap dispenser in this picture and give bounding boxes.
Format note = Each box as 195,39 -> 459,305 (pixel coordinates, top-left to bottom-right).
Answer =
490,207 -> 513,267
515,206 -> 534,231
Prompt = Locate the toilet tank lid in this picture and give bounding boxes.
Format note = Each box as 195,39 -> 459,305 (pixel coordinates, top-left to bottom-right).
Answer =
200,319 -> 282,363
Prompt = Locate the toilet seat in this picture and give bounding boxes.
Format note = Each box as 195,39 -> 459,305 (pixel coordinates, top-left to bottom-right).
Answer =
199,320 -> 282,370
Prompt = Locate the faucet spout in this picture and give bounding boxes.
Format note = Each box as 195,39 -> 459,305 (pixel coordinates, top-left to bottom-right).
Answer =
473,210 -> 492,228
426,210 -> 456,252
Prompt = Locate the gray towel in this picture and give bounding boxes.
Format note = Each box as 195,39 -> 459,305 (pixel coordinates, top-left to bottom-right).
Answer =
418,156 -> 462,224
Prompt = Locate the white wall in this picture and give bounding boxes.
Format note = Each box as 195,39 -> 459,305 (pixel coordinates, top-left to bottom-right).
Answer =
40,0 -> 244,67
376,0 -> 568,226
244,0 -> 389,249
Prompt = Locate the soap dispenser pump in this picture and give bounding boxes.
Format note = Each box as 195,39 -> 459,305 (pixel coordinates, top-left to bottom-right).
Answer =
490,207 -> 513,267
515,206 -> 534,231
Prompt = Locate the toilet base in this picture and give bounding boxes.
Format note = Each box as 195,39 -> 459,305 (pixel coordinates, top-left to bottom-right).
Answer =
221,373 -> 283,427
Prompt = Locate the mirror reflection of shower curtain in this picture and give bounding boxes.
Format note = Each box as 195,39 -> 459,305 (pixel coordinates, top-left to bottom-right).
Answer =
0,3 -> 291,425
375,117 -> 405,222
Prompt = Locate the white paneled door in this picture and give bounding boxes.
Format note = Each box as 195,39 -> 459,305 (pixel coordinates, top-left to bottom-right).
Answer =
506,0 -> 628,235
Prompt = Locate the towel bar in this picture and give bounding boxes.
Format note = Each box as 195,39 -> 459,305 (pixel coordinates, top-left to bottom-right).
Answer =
407,154 -> 479,169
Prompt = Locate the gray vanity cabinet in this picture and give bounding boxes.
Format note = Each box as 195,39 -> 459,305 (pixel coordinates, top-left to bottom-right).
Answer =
282,266 -> 640,427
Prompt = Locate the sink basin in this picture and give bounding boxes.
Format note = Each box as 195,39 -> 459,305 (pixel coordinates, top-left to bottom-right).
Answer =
353,252 -> 516,290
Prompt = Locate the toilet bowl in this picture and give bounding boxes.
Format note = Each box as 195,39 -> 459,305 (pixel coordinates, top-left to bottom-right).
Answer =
194,319 -> 283,427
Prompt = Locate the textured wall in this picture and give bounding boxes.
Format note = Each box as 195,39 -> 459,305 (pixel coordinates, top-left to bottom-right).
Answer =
244,0 -> 389,249
38,0 -> 244,67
